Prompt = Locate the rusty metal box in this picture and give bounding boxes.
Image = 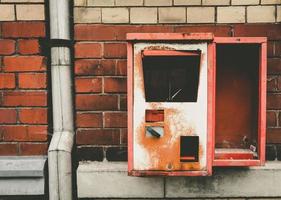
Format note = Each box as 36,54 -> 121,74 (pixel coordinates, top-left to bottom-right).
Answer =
127,33 -> 215,176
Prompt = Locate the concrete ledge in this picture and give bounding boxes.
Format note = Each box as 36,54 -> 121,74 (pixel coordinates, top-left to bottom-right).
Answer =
0,156 -> 46,195
77,161 -> 281,198
77,162 -> 164,198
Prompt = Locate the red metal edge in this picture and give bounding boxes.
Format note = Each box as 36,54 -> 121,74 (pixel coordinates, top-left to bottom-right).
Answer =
214,37 -> 267,44
213,159 -> 261,167
207,43 -> 215,175
127,42 -> 134,173
142,50 -> 200,57
127,33 -> 214,41
213,37 -> 267,167
259,42 -> 267,166
129,170 -> 210,177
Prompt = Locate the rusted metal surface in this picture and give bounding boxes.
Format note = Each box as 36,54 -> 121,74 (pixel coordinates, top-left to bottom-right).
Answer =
127,33 -> 214,41
129,41 -> 211,176
213,37 -> 267,167
142,50 -> 200,57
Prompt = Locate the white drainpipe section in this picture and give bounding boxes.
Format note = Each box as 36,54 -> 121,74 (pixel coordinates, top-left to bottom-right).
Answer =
48,0 -> 74,199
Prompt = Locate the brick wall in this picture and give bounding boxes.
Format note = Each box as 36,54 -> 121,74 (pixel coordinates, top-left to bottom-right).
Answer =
74,0 -> 281,24
74,24 -> 281,162
74,0 -> 281,162
0,0 -> 47,156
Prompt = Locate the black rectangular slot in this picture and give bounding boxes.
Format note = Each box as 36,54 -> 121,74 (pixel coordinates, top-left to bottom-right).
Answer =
142,52 -> 201,102
180,136 -> 199,162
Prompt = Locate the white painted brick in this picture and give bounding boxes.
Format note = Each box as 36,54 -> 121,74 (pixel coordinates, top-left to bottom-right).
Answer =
130,8 -> 157,24
159,7 -> 186,23
74,0 -> 87,6
115,0 -> 143,6
261,0 -> 281,4
1,0 -> 43,2
144,0 -> 172,6
16,4 -> 45,20
202,0 -> 230,5
231,0 -> 259,5
87,0 -> 114,6
74,8 -> 101,23
102,8 -> 129,23
174,0 -> 201,5
277,6 -> 281,22
217,6 -> 245,23
187,7 -> 215,23
247,6 -> 275,23
0,4 -> 15,21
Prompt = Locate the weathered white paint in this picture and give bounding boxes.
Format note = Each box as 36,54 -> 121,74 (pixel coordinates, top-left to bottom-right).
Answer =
133,42 -> 208,171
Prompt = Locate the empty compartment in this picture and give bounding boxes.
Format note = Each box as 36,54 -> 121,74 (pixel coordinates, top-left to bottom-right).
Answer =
215,44 -> 260,159
142,50 -> 201,102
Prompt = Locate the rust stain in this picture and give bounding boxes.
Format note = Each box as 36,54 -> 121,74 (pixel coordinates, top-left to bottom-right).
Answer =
144,45 -> 176,51
137,108 -> 204,171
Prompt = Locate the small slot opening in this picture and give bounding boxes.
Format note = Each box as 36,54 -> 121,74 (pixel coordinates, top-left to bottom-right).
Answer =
180,136 -> 199,162
145,110 -> 164,122
142,50 -> 201,102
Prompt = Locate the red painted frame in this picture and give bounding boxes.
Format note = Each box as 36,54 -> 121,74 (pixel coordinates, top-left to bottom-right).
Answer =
213,37 -> 267,167
127,33 -> 215,176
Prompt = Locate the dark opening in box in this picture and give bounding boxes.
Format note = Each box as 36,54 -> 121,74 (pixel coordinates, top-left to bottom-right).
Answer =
142,51 -> 201,102
180,136 -> 199,162
215,44 -> 260,159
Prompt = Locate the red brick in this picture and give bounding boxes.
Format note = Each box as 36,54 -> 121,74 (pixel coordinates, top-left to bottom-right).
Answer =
0,143 -> 18,156
75,24 -> 116,41
76,129 -> 120,145
2,22 -> 45,38
174,25 -> 231,36
3,56 -> 46,72
234,24 -> 281,40
1,91 -> 47,107
19,108 -> 47,124
267,111 -> 277,127
267,76 -> 277,92
267,41 -> 274,57
267,128 -> 281,143
0,109 -> 17,124
267,93 -> 281,109
120,95 -> 127,111
104,43 -> 127,58
120,128 -> 127,144
104,77 -> 127,93
104,112 -> 127,128
75,43 -> 102,58
18,73 -> 46,89
74,25 -> 175,41
0,40 -> 15,55
75,77 -> 102,93
76,95 -> 118,111
1,125 -> 47,142
275,42 -> 281,57
75,59 -> 116,76
0,73 -> 15,89
18,39 -> 40,55
116,60 -> 127,76
277,76 -> 281,91
268,58 -> 281,74
114,25 -> 174,40
76,112 -> 102,128
19,143 -> 47,155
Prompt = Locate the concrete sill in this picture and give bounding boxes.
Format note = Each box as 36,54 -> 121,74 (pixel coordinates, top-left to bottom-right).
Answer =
77,161 -> 281,198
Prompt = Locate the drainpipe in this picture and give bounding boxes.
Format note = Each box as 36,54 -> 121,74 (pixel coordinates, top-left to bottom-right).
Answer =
48,0 -> 74,199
